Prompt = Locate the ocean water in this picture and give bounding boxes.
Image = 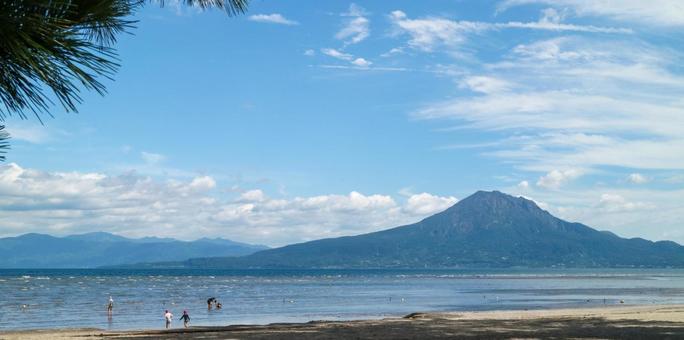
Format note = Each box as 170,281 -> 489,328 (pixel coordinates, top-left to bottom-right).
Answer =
1,268 -> 684,331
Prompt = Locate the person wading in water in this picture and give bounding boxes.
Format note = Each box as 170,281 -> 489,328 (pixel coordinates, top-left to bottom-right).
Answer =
180,310 -> 190,328
107,296 -> 114,314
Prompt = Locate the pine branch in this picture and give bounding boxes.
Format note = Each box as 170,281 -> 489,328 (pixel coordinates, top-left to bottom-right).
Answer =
0,125 -> 9,162
0,0 -> 249,161
159,0 -> 248,15
0,0 -> 139,121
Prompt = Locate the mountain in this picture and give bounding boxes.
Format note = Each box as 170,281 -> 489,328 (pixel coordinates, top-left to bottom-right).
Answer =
0,232 -> 268,268
149,191 -> 684,269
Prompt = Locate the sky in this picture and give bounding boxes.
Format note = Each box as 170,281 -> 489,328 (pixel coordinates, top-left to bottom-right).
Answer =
1,0 -> 684,247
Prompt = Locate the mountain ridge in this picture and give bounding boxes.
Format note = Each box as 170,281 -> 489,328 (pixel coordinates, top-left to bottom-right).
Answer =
128,190 -> 684,269
0,232 -> 268,268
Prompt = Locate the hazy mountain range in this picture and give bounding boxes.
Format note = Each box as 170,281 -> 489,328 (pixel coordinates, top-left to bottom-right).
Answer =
0,232 -> 268,268
6,191 -> 684,269
126,191 -> 684,269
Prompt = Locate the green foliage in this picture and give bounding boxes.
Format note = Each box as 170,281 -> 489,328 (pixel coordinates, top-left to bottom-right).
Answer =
0,0 -> 248,161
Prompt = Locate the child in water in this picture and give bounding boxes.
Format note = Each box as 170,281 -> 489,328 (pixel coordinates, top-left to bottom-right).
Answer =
107,296 -> 113,313
180,310 -> 190,328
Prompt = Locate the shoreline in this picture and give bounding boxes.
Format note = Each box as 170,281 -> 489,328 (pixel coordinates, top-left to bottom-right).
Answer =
3,304 -> 684,339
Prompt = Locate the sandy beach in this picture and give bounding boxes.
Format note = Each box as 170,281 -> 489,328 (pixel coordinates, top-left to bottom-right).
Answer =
3,304 -> 684,339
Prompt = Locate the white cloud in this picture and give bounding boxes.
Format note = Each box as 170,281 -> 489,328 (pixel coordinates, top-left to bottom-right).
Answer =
0,163 -> 464,246
511,37 -> 595,61
598,193 -> 650,212
381,47 -> 405,57
506,184 -> 684,243
337,17 -> 370,45
351,58 -> 372,67
539,7 -> 564,24
628,173 -> 649,184
417,91 -> 684,139
536,169 -> 583,189
336,4 -> 370,46
343,3 -> 368,17
497,20 -> 631,33
499,0 -> 684,27
403,193 -> 458,215
459,76 -> 512,94
318,65 -> 408,72
518,180 -> 530,189
321,48 -> 353,61
4,124 -> 51,144
189,176 -> 216,191
321,49 -> 374,69
415,35 -> 684,172
389,10 -> 629,52
140,151 -> 165,165
303,49 -> 315,56
389,10 -> 481,51
240,189 -> 266,202
248,13 -> 299,25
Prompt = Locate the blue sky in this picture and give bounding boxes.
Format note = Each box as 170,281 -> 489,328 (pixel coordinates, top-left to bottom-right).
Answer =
1,0 -> 683,246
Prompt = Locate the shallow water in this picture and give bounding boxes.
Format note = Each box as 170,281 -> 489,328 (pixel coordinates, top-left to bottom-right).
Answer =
1,268 -> 684,330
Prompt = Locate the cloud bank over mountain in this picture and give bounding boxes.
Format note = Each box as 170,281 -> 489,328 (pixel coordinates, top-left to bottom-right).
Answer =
0,163 -> 457,246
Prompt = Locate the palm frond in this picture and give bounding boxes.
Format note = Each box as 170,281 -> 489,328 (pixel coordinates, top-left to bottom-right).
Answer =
0,125 -> 9,162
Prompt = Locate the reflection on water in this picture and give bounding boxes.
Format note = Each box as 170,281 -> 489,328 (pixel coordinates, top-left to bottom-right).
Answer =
1,268 -> 684,330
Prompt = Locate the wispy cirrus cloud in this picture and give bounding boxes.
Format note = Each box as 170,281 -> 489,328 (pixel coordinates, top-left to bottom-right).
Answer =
388,9 -> 630,52
336,3 -> 370,46
4,124 -> 53,144
458,76 -> 513,94
415,34 -> 684,173
317,4 -> 374,69
498,0 -> 684,27
320,48 -> 372,68
321,48 -> 353,61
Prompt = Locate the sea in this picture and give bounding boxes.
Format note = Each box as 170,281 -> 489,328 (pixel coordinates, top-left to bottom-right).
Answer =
1,268 -> 684,331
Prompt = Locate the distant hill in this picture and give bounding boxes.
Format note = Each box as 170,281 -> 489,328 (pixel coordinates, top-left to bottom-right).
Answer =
138,191 -> 684,269
0,232 -> 268,268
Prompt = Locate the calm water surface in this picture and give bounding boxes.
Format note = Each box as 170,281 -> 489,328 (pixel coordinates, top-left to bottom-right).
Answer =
1,268 -> 684,330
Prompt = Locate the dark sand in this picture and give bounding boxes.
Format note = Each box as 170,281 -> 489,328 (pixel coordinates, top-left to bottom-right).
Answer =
3,305 -> 684,339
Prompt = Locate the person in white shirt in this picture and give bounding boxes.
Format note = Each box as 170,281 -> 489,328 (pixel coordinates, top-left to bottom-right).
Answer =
107,296 -> 113,313
164,310 -> 173,329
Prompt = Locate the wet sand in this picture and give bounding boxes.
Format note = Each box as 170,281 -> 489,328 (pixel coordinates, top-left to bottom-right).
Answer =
3,304 -> 684,339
